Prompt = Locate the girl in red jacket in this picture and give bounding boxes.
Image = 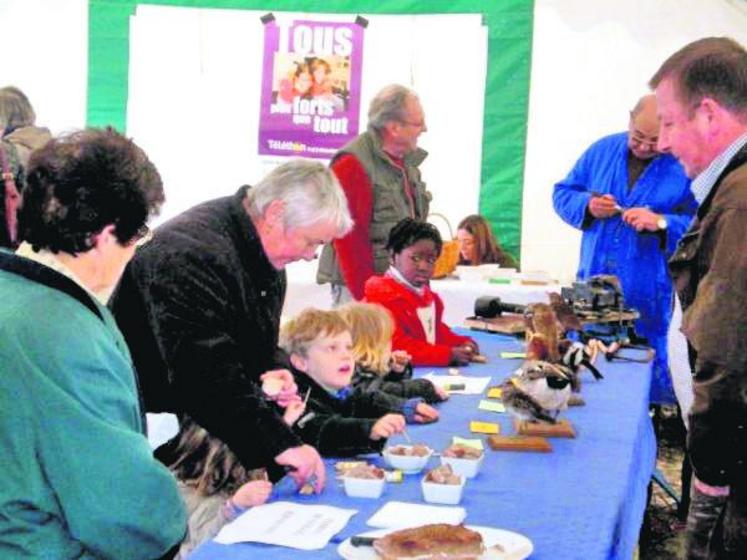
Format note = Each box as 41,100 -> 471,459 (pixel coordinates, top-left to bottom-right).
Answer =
364,218 -> 479,366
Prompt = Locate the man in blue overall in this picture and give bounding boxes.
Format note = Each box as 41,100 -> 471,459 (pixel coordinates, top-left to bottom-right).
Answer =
553,94 -> 697,404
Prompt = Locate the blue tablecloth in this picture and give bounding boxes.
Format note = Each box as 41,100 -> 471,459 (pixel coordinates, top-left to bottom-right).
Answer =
190,330 -> 656,559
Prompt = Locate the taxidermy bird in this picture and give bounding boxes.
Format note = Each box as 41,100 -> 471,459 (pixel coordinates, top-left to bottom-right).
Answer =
548,292 -> 583,334
501,360 -> 574,424
559,340 -> 604,384
525,307 -> 605,390
524,303 -> 561,361
500,382 -> 557,424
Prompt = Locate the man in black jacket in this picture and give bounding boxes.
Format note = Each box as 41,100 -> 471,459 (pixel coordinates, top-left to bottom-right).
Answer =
111,159 -> 352,491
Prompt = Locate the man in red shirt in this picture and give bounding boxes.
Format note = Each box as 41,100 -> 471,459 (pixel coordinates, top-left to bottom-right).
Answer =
317,84 -> 432,305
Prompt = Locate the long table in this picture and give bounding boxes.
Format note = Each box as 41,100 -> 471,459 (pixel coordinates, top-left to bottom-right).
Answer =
283,268 -> 559,326
190,329 -> 656,559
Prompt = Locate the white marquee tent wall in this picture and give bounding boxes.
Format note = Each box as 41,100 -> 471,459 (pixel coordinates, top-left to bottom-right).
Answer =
2,0 -> 746,285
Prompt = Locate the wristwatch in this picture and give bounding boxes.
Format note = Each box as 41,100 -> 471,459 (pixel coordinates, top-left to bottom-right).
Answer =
656,216 -> 668,230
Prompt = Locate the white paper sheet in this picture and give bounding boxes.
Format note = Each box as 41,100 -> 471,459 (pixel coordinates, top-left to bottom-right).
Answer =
214,501 -> 357,549
366,501 -> 466,529
422,373 -> 492,395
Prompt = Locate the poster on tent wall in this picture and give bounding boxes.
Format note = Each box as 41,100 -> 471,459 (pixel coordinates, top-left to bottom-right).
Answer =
257,17 -> 364,159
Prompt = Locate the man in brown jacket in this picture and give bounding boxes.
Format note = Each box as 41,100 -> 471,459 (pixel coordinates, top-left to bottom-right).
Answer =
650,37 -> 747,559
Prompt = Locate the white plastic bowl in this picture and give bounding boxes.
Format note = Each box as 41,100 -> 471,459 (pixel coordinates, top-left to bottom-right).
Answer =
383,446 -> 433,474
343,475 -> 385,498
440,452 -> 485,479
421,474 -> 465,505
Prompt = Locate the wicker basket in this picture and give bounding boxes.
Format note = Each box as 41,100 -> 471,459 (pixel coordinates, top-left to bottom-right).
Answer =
428,213 -> 460,279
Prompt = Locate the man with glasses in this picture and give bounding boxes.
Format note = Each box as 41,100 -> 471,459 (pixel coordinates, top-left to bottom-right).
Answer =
552,94 -> 697,404
317,84 -> 432,305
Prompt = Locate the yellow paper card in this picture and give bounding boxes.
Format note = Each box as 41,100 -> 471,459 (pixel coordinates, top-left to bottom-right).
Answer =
452,436 -> 484,450
470,421 -> 500,434
487,387 -> 503,399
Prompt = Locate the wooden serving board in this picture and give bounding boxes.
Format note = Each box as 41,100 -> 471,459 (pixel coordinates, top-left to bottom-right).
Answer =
487,435 -> 552,453
514,419 -> 577,438
464,315 -> 526,334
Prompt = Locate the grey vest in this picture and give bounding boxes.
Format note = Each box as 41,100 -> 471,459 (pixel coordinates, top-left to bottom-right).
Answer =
316,131 -> 430,286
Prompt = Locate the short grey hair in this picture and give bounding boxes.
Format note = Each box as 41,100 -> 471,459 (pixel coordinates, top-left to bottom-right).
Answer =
245,159 -> 353,236
367,84 -> 418,133
0,86 -> 36,130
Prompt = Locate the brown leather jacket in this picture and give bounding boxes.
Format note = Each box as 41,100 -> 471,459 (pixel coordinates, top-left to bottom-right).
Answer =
669,144 -> 747,550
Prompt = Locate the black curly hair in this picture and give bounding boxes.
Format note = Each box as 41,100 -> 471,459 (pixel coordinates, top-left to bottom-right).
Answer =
385,217 -> 443,256
18,127 -> 164,254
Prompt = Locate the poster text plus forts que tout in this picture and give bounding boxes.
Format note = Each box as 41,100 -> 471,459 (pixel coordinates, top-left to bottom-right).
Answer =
258,18 -> 365,159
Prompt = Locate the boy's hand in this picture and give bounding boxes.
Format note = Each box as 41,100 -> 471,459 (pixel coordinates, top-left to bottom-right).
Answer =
464,340 -> 480,354
274,445 -> 326,493
390,350 -> 411,373
231,480 -> 273,508
450,345 -> 474,365
261,369 -> 299,407
430,382 -> 449,401
413,403 -> 439,423
282,400 -> 306,426
370,414 -> 406,440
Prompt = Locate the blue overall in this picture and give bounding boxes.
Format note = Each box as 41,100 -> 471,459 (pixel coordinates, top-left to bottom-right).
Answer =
553,132 -> 697,403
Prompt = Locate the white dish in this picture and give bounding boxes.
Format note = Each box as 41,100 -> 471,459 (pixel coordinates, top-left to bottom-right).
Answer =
421,474 -> 465,505
519,270 -> 553,283
483,266 -> 517,280
382,446 -> 433,474
343,475 -> 385,498
456,265 -> 486,282
440,452 -> 485,479
337,525 -> 534,560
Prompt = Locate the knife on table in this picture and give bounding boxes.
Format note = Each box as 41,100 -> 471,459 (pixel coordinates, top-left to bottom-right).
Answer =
350,535 -> 378,547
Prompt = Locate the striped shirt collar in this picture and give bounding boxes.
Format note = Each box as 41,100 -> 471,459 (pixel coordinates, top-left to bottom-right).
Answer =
691,132 -> 747,204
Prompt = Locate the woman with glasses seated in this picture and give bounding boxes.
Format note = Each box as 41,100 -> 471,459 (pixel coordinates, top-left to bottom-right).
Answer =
456,214 -> 518,269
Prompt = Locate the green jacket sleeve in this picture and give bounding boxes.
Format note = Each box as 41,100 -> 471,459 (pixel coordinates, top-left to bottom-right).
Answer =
9,306 -> 187,559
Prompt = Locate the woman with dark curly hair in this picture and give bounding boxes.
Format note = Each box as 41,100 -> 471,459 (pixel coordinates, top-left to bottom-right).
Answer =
456,214 -> 518,269
0,128 -> 186,559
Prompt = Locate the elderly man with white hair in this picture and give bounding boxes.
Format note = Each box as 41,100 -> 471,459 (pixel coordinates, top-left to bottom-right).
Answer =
111,159 -> 352,493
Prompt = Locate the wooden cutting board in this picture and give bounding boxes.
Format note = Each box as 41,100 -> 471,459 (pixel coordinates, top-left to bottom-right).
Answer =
487,435 -> 553,453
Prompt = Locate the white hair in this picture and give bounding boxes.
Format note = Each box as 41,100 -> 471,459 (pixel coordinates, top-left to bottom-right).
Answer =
245,159 -> 353,236
367,84 -> 419,132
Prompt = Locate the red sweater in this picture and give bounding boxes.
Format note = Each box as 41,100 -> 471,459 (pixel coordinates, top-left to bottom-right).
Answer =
330,154 -> 376,300
364,274 -> 474,367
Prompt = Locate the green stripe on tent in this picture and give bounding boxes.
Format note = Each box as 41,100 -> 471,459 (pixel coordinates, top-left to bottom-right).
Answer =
87,0 -> 533,259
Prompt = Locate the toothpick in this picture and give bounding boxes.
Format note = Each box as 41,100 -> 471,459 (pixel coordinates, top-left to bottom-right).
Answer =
401,428 -> 412,444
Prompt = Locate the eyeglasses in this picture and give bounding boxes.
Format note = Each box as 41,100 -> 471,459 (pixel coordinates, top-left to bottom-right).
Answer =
630,134 -> 658,151
399,119 -> 426,130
